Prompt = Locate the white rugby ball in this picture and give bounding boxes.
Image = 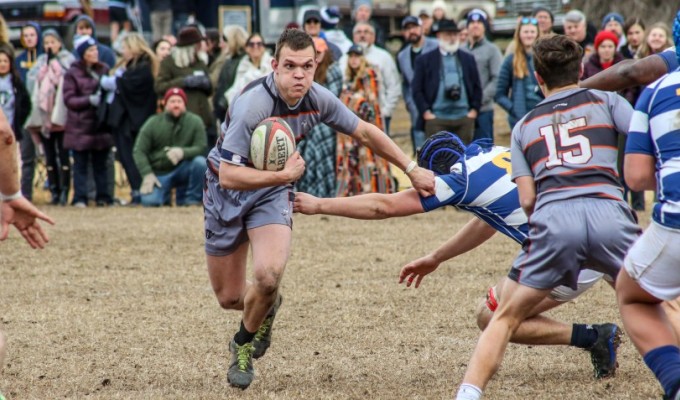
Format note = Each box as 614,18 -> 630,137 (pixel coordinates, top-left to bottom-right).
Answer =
250,117 -> 296,171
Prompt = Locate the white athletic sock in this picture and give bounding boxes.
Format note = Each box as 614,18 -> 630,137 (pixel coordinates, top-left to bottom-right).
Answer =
456,383 -> 483,400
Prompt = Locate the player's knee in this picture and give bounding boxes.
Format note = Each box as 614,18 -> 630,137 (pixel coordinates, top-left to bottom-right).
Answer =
216,292 -> 242,310
475,299 -> 492,331
253,268 -> 283,295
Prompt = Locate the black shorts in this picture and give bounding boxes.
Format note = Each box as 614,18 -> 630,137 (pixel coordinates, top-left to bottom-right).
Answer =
109,6 -> 129,24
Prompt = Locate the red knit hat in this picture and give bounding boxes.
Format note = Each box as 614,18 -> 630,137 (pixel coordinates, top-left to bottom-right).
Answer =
594,30 -> 619,50
164,87 -> 187,105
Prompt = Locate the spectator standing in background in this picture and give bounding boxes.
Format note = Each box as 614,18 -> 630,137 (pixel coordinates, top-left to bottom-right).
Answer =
102,33 -> 158,206
224,33 -> 272,108
343,22 -> 400,135
0,45 -> 30,147
412,19 -> 482,143
321,6 -> 352,54
148,0 -> 173,42
602,12 -> 627,51
302,9 -> 342,61
153,38 -> 172,61
25,29 -> 74,205
343,0 -> 386,48
15,23 -> 42,201
397,15 -> 438,152
296,38 -> 343,198
620,18 -> 645,59
637,22 -> 673,59
495,18 -> 543,130
62,35 -> 113,207
213,25 -> 247,122
563,10 -> 596,58
465,9 -> 502,143
419,9 -> 433,36
430,0 -> 447,37
155,26 -> 215,150
72,15 -> 116,68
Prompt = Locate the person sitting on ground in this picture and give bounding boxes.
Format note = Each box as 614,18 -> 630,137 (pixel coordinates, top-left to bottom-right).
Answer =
133,87 -> 206,207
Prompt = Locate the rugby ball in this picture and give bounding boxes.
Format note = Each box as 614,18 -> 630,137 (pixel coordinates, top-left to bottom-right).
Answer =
249,117 -> 296,171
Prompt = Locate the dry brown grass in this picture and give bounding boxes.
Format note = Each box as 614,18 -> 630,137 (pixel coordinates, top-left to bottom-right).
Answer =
0,200 -> 663,400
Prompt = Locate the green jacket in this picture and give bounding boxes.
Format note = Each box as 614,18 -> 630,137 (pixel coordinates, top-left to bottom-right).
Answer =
155,56 -> 214,127
133,111 -> 207,176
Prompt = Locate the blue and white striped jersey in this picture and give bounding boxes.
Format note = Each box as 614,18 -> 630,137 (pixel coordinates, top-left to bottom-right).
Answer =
420,145 -> 528,244
627,68 -> 680,229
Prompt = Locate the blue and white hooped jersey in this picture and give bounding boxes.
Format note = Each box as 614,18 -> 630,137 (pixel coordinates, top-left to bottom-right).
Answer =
627,68 -> 680,229
420,146 -> 528,244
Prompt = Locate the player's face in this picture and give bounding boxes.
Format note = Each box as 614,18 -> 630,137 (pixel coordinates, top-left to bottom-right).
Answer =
518,25 -> 538,48
626,24 -> 644,48
647,27 -> 668,53
21,27 -> 38,49
0,53 -> 10,75
604,20 -> 623,36
165,96 -> 186,117
273,45 -> 316,106
597,39 -> 616,62
43,35 -> 62,54
534,11 -> 552,34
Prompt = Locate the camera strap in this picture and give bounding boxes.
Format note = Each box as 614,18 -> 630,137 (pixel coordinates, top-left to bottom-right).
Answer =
439,53 -> 463,92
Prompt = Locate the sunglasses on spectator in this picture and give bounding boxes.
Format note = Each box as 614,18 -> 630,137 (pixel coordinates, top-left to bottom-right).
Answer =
247,41 -> 264,48
305,19 -> 320,24
521,17 -> 538,25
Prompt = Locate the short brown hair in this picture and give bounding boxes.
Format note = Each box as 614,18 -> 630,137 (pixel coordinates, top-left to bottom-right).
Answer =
532,35 -> 582,90
274,28 -> 316,61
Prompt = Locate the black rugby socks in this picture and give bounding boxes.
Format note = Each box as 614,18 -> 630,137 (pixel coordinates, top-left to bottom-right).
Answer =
234,320 -> 256,346
570,324 -> 599,349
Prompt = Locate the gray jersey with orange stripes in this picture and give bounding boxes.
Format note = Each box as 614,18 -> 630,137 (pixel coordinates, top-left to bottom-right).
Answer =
208,73 -> 359,170
510,88 -> 633,211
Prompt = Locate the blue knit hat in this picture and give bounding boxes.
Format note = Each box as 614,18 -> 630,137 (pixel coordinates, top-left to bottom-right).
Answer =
601,12 -> 624,29
74,34 -> 96,59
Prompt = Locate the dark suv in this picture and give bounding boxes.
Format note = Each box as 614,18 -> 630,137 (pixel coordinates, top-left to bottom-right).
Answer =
1,0 -> 110,47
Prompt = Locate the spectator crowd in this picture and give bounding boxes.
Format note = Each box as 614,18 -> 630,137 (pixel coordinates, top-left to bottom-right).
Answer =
0,1 -> 674,210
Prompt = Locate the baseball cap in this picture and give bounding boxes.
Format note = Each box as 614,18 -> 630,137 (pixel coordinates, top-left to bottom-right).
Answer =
401,16 -> 422,29
303,9 -> 322,24
347,44 -> 364,56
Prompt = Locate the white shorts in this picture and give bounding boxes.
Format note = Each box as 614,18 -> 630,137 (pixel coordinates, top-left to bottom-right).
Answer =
624,221 -> 680,301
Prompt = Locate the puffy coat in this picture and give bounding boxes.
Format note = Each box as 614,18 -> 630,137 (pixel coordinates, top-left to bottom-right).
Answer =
62,60 -> 113,151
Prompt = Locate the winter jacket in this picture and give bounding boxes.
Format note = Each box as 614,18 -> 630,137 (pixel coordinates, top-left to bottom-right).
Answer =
133,111 -> 206,176
213,51 -> 245,119
582,52 -> 624,81
3,74 -> 31,141
494,53 -> 543,128
107,55 -> 157,134
155,55 -> 214,128
225,52 -> 273,106
62,60 -> 113,151
26,50 -> 75,133
15,22 -> 43,84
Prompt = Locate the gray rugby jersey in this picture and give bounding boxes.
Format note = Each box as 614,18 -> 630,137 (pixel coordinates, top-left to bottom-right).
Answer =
510,88 -> 633,210
208,73 -> 359,171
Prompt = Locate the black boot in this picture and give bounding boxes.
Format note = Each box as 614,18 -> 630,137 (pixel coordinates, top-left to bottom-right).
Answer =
59,167 -> 71,206
47,167 -> 60,205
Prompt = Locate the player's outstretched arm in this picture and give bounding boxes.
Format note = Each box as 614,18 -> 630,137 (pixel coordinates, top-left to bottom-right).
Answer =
219,151 -> 305,190
293,189 -> 425,219
399,218 -> 496,288
350,120 -> 435,197
580,56 -> 667,92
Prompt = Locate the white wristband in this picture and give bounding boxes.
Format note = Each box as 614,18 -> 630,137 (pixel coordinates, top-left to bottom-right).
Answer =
0,190 -> 22,202
404,160 -> 417,174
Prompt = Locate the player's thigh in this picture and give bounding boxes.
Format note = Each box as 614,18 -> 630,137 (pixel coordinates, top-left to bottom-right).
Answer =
206,240 -> 250,299
248,224 -> 292,289
621,221 -> 680,301
492,280 -> 552,326
587,199 -> 640,277
492,277 -> 563,317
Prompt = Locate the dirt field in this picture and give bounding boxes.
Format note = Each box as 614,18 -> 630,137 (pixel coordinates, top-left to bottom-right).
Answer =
0,196 -> 665,399
0,103 -> 665,399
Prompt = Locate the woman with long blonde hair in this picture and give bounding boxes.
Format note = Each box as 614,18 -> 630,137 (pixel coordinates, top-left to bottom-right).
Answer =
495,17 -> 543,128
336,44 -> 394,196
636,22 -> 673,59
100,32 -> 159,205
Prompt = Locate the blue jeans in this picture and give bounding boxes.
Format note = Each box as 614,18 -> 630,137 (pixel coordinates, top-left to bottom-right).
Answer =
473,110 -> 495,143
141,156 -> 206,207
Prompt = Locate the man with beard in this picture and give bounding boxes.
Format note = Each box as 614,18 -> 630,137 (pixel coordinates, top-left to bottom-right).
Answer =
397,15 -> 438,152
155,26 -> 216,149
464,9 -> 502,143
133,87 -> 206,206
412,19 -> 482,143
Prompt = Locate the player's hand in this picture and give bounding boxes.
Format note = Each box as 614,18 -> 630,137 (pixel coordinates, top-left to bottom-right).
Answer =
292,192 -> 319,215
0,197 -> 55,249
281,151 -> 305,182
407,166 -> 435,197
399,254 -> 441,288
